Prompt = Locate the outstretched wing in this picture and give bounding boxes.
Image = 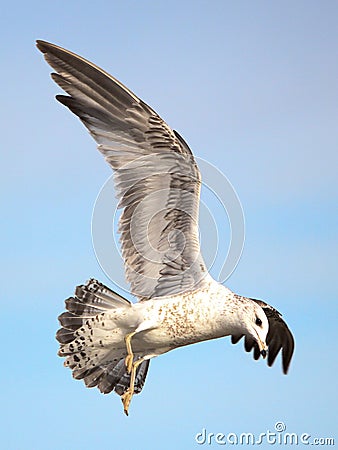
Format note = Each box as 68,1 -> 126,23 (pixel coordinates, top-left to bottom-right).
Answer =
231,299 -> 295,374
37,40 -> 208,300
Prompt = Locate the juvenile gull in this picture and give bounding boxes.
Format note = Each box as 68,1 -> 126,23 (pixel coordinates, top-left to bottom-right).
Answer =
37,40 -> 295,415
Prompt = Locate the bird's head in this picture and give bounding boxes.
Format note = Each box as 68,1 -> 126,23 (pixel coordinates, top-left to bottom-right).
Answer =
239,301 -> 269,357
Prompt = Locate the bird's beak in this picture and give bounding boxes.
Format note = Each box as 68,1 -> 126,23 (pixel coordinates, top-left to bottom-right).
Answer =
258,338 -> 268,359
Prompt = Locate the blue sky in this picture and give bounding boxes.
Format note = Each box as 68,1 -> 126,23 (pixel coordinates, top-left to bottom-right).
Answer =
1,1 -> 337,448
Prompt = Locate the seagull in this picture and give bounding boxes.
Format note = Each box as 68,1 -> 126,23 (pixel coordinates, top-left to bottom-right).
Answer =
37,40 -> 295,415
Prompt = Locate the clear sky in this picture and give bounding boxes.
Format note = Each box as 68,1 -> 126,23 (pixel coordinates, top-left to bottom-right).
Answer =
2,1 -> 337,449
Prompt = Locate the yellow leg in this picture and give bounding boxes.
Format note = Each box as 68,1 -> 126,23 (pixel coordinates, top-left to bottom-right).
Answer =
124,331 -> 136,374
121,357 -> 146,416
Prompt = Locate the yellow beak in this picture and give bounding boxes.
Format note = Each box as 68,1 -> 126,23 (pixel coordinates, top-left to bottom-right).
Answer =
258,339 -> 268,358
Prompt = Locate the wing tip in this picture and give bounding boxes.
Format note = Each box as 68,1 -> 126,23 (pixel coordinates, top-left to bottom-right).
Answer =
36,39 -> 53,53
282,337 -> 295,375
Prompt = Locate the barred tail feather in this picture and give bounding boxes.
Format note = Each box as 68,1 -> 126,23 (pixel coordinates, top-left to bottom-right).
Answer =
56,279 -> 150,396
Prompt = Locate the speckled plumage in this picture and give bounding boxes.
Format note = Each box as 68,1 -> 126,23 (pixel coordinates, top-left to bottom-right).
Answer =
37,40 -> 295,414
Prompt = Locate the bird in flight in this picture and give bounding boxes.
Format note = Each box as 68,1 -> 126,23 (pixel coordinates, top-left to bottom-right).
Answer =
37,40 -> 294,416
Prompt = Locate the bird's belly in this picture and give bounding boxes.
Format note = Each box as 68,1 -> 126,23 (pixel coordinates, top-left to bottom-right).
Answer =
129,292 -> 231,355
132,309 -> 224,353
137,326 -> 218,349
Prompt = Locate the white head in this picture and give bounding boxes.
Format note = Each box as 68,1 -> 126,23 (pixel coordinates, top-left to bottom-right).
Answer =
236,299 -> 269,356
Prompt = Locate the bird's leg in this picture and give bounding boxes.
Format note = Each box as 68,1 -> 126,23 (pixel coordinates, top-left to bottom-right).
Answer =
124,320 -> 157,373
124,331 -> 136,373
121,357 -> 146,416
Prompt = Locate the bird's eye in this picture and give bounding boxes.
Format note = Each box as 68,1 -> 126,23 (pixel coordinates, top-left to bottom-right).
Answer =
255,317 -> 262,326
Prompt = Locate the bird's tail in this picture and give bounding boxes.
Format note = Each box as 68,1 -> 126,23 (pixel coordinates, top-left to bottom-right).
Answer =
56,279 -> 150,396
